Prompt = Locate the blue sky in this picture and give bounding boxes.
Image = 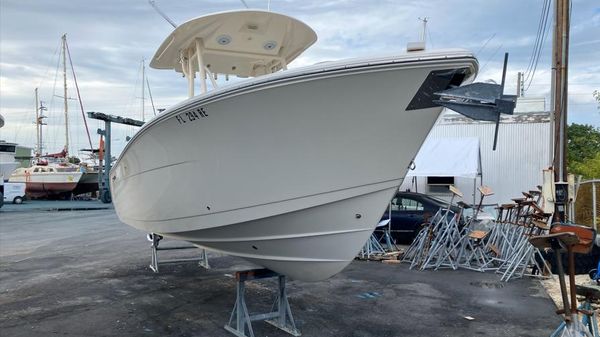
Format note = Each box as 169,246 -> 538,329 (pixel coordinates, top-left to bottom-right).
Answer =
1,0 -> 599,157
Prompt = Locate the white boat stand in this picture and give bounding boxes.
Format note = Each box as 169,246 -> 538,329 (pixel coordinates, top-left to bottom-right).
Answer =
225,269 -> 300,337
147,233 -> 210,273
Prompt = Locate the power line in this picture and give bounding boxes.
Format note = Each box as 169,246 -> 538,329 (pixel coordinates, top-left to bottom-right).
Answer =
480,43 -> 503,72
524,0 -> 552,91
523,0 -> 549,78
476,33 -> 496,56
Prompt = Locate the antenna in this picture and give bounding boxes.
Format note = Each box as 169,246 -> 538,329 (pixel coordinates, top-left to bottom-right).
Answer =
407,17 -> 428,52
418,17 -> 428,45
148,0 -> 178,28
240,0 -> 249,8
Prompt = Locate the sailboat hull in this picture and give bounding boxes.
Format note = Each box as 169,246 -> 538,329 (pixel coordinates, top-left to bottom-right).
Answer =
111,52 -> 478,281
10,169 -> 82,198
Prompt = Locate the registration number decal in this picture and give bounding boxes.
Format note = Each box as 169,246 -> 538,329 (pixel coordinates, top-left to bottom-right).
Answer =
175,107 -> 208,124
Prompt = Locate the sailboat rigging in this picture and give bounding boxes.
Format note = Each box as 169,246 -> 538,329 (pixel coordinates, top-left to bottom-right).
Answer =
10,34 -> 98,198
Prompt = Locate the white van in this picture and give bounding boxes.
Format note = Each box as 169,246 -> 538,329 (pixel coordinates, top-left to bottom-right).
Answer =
3,182 -> 26,204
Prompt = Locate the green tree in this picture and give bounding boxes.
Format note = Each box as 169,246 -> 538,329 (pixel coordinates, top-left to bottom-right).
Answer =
568,123 -> 600,179
570,152 -> 600,178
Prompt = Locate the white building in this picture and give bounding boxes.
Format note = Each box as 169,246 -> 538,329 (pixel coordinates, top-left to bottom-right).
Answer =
400,97 -> 552,206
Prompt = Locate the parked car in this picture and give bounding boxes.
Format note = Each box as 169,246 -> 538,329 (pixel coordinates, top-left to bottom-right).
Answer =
376,191 -> 462,244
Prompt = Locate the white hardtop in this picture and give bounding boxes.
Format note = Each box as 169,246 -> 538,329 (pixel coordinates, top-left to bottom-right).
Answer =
150,10 -> 317,80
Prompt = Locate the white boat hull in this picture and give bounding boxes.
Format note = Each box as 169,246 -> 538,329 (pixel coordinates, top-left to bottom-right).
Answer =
111,52 -> 478,281
169,187 -> 397,281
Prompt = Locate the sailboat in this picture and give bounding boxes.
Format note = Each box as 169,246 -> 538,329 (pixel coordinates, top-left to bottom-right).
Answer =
9,151 -> 83,198
111,10 -> 479,281
10,35 -> 95,198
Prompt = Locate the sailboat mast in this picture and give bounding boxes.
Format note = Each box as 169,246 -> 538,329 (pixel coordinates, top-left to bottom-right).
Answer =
142,59 -> 145,122
62,34 -> 70,156
35,88 -> 40,155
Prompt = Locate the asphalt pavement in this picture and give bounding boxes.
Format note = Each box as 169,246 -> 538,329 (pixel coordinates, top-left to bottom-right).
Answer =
0,204 -> 561,337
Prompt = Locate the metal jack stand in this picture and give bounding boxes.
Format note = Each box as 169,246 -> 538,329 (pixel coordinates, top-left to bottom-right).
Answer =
420,186 -> 463,270
360,219 -> 389,258
401,221 -> 433,268
148,233 -> 210,273
456,186 -> 496,272
381,204 -> 399,252
457,230 -> 496,272
530,224 -> 597,337
494,195 -> 553,282
401,208 -> 447,269
381,230 -> 397,251
551,295 -> 600,337
572,285 -> 600,337
225,269 -> 300,337
498,238 -> 549,282
421,216 -> 461,270
359,235 -> 387,259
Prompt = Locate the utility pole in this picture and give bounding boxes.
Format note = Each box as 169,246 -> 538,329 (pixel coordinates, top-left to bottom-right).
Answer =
551,0 -> 570,221
516,72 -> 524,97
